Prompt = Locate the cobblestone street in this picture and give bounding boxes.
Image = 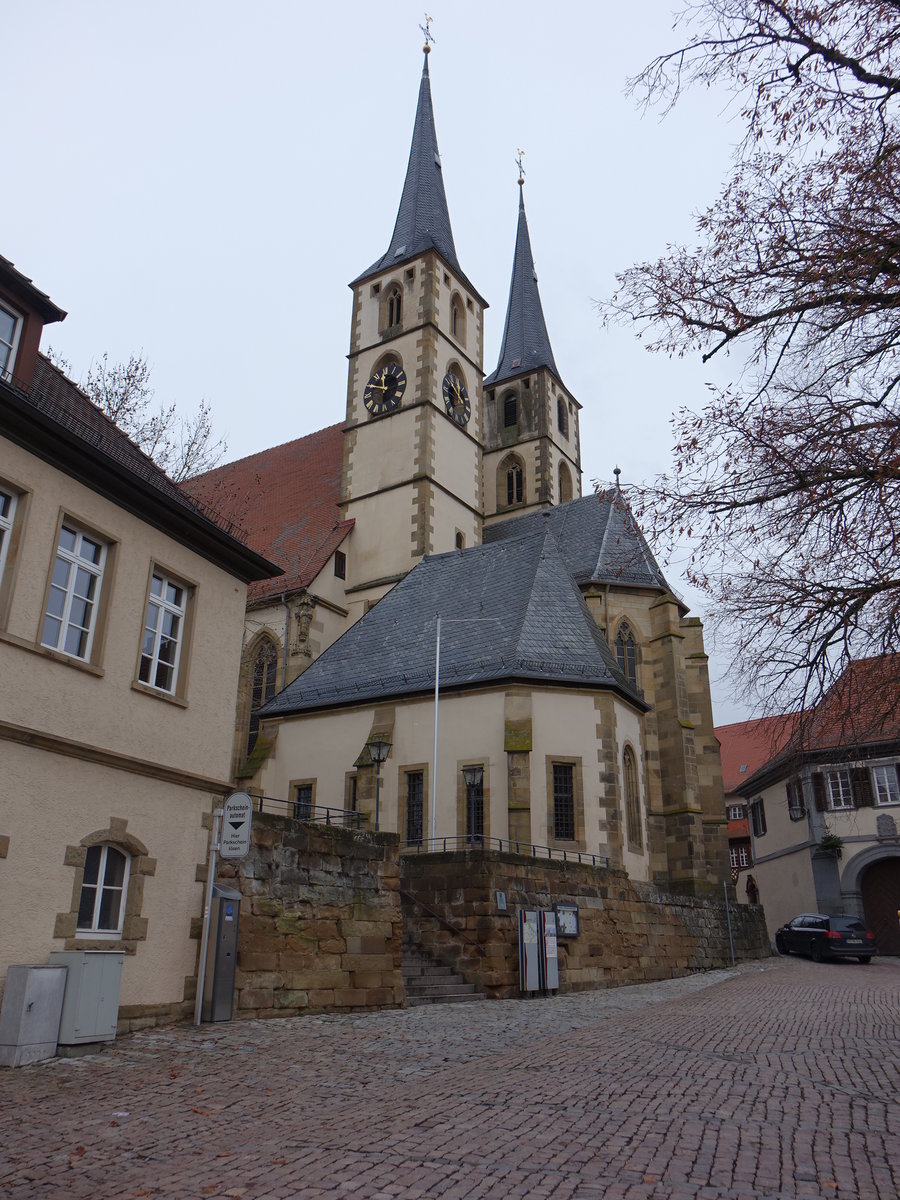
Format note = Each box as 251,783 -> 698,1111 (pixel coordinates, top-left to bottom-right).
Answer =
1,956 -> 898,1200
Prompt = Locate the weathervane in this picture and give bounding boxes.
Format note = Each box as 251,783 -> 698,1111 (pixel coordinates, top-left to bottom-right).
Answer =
420,13 -> 435,51
516,148 -> 526,185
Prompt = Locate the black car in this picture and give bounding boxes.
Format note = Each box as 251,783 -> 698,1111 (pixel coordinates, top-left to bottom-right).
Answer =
775,913 -> 877,963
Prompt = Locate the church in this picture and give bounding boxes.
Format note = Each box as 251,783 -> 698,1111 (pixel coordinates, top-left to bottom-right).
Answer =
186,44 -> 728,896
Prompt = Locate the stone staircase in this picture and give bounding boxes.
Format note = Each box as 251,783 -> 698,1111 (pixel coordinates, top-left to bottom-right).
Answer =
401,938 -> 481,1007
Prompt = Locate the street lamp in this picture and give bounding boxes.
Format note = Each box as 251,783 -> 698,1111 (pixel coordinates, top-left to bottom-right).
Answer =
369,735 -> 391,832
462,764 -> 484,848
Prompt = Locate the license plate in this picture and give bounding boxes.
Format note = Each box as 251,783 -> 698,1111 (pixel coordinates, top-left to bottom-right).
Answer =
847,939 -> 862,945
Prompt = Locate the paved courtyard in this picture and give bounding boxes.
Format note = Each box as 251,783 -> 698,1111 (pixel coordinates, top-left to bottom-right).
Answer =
1,956 -> 898,1200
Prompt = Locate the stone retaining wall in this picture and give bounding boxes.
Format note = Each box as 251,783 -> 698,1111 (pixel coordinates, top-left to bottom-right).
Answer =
217,813 -> 404,1018
400,851 -> 770,998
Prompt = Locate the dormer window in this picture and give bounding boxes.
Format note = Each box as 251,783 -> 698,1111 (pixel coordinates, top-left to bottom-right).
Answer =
0,301 -> 22,380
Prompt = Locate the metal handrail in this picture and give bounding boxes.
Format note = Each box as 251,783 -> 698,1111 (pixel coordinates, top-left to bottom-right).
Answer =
254,795 -> 367,830
400,835 -> 610,869
399,888 -> 485,957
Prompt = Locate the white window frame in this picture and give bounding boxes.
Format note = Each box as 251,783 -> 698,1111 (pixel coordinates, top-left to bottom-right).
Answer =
827,769 -> 854,810
872,765 -> 900,807
727,804 -> 745,821
0,486 -> 16,586
138,569 -> 187,693
77,844 -> 131,937
750,797 -> 767,838
41,522 -> 107,661
729,845 -> 750,868
0,299 -> 23,380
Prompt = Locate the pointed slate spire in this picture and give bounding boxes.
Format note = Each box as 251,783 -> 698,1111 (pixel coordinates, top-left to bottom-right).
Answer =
485,179 -> 561,386
354,51 -> 465,285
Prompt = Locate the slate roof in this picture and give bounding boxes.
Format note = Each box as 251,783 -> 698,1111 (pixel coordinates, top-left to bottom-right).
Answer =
483,490 -> 673,593
183,424 -> 351,603
262,525 -> 646,718
1,357 -> 280,583
485,183 -> 560,388
353,53 -> 483,303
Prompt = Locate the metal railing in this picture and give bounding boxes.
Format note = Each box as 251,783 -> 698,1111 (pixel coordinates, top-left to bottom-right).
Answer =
254,794 -> 367,830
400,835 -> 610,868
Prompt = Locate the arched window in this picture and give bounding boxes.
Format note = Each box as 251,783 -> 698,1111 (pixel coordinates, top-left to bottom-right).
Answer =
387,285 -> 402,329
455,531 -> 465,550
77,844 -> 130,935
247,637 -> 279,756
623,746 -> 642,851
450,294 -> 465,343
557,396 -> 568,437
507,462 -> 523,505
558,462 -> 573,503
615,623 -> 637,687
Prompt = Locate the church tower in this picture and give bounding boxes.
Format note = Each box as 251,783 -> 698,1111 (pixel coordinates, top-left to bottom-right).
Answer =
341,45 -> 487,612
482,174 -> 581,528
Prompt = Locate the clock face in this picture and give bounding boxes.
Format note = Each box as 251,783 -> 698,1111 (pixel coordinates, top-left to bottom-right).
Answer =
364,362 -> 407,416
442,371 -> 471,427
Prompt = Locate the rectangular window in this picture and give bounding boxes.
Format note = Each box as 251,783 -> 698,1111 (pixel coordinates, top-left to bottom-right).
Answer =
293,783 -> 313,821
729,846 -> 750,868
553,763 -> 575,840
503,394 -> 517,427
138,570 -> 186,693
786,779 -> 806,821
42,522 -> 106,660
873,765 -> 900,806
0,487 -> 16,587
334,550 -> 346,580
0,301 -> 22,379
726,804 -> 745,821
749,798 -> 767,838
827,770 -> 854,810
406,771 -> 424,845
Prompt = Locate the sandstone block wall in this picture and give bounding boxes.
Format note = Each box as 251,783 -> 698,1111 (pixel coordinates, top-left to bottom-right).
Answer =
400,851 -> 770,999
218,813 -> 404,1018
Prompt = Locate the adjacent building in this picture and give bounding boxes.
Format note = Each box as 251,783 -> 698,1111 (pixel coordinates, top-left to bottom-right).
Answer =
0,255 -> 279,1023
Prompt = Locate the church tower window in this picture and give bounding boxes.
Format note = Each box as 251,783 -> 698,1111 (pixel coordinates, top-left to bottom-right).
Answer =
387,285 -> 402,329
247,636 -> 279,756
557,396 -> 568,437
506,461 -> 523,506
615,624 -> 637,687
503,393 -> 517,428
450,294 -> 465,343
558,462 -> 573,503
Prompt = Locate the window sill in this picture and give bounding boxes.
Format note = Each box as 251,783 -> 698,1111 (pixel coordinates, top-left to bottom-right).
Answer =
131,679 -> 188,708
0,630 -> 104,675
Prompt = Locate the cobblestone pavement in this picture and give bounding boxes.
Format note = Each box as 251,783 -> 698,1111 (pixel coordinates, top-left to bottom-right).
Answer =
1,956 -> 898,1200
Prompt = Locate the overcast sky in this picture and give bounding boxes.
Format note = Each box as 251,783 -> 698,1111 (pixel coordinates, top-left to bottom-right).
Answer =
6,1 -> 754,722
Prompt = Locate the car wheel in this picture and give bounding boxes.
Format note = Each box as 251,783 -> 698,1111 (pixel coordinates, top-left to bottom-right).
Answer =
775,934 -> 789,956
810,940 -> 824,963
858,956 -> 872,965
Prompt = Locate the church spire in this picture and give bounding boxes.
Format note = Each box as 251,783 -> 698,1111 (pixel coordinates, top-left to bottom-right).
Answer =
355,48 -> 464,284
485,172 -> 561,387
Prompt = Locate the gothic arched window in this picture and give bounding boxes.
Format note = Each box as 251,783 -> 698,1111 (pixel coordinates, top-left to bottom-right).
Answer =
623,745 -> 642,851
387,285 -> 402,329
450,294 -> 465,343
506,462 -> 523,506
615,623 -> 637,688
247,637 -> 279,756
558,461 -> 573,503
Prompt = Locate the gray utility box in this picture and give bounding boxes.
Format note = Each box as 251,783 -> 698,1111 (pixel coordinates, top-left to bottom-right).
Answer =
0,965 -> 68,1067
49,950 -> 124,1045
202,884 -> 242,1022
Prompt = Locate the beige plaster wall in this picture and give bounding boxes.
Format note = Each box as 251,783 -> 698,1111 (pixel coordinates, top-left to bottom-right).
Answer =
344,488 -> 415,583
0,440 -> 246,781
431,412 -> 480,505
1,741 -> 208,1008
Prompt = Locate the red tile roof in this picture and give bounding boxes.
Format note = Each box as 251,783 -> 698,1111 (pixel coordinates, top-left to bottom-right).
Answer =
715,716 -> 792,795
183,423 -> 351,603
716,655 -> 900,793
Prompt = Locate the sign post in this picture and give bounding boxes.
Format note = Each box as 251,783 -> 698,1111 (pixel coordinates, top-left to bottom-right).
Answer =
194,792 -> 253,1026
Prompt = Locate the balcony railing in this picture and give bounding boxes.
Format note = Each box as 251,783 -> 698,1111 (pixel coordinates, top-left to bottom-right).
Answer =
400,835 -> 610,868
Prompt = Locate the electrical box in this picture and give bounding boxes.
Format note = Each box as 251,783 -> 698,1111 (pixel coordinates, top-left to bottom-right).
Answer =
49,950 -> 124,1045
202,884 -> 242,1022
0,965 -> 68,1067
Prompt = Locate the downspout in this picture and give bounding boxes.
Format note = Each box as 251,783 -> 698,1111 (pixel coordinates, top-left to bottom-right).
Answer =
281,593 -> 290,687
